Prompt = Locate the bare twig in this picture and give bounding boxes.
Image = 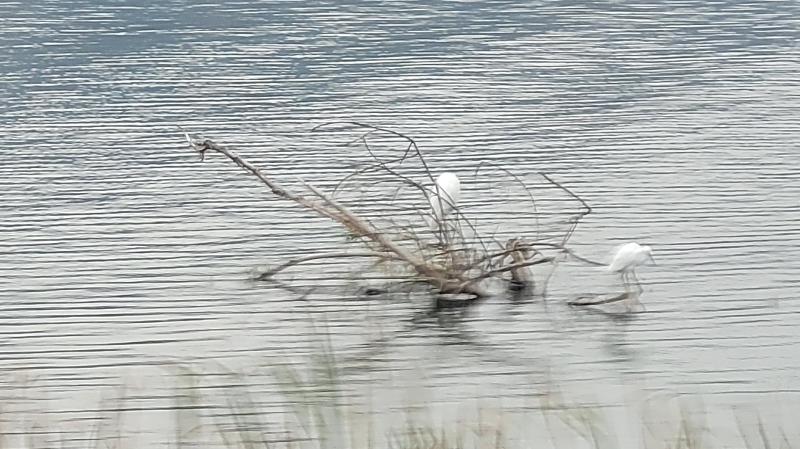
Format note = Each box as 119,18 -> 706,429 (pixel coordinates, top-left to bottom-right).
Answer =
182,131 -> 344,223
313,122 -> 422,165
475,162 -> 541,239
462,256 -> 555,288
257,252 -> 402,280
540,173 -> 591,245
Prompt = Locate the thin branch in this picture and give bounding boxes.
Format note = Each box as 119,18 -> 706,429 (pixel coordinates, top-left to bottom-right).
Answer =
257,252 -> 402,280
467,241 -> 604,270
541,251 -> 565,299
297,177 -> 384,243
332,134 -> 425,196
475,161 -> 540,239
540,172 -> 591,245
524,242 -> 605,267
462,257 -> 555,288
540,172 -> 591,215
182,130 -> 344,223
312,121 -> 422,164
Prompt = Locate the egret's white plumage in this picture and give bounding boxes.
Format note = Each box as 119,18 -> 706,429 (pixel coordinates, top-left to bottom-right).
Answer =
427,172 -> 460,229
608,243 -> 654,273
608,242 -> 655,292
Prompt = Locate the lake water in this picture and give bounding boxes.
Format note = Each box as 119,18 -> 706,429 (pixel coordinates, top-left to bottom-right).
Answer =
1,0 -> 800,447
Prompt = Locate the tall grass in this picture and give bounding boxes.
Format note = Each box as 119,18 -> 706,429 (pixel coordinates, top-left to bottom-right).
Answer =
0,337 -> 795,449
160,330 -> 793,449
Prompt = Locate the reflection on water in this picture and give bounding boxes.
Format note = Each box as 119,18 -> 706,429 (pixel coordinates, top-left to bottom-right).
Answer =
1,0 -> 800,446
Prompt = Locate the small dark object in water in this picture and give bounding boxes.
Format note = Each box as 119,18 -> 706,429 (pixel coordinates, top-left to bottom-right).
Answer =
508,280 -> 526,291
363,287 -> 387,296
435,295 -> 477,309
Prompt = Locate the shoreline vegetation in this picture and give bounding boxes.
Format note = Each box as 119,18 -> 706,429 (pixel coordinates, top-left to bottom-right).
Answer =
2,332 -> 793,449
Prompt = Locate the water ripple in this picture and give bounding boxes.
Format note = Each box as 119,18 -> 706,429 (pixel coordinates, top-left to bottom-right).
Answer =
1,0 -> 800,446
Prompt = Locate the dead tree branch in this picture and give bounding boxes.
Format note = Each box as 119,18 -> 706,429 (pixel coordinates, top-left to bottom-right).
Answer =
182,125 -> 595,303
183,130 -> 494,298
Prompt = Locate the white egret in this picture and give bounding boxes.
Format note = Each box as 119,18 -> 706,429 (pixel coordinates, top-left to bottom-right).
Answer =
426,172 -> 460,230
608,242 -> 655,292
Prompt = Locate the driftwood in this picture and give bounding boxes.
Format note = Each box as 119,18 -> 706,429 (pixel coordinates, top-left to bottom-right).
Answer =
182,123 -> 598,300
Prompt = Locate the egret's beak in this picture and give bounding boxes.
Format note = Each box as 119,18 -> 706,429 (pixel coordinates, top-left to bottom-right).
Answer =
648,254 -> 657,266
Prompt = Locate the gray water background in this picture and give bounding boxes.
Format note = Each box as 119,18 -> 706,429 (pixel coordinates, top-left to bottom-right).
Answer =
1,0 -> 800,447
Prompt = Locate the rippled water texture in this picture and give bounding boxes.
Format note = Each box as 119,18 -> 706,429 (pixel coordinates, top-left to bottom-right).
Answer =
1,0 -> 799,447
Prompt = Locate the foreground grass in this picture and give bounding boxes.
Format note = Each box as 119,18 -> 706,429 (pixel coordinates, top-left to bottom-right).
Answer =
151,363 -> 800,449
1,339 -> 795,449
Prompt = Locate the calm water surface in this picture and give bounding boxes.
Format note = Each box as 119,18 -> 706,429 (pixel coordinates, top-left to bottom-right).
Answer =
1,0 -> 800,447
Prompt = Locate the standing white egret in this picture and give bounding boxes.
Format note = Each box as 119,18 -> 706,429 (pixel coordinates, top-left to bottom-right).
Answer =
608,242 -> 655,292
427,172 -> 460,230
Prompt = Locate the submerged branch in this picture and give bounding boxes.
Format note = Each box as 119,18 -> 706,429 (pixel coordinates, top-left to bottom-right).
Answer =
257,252 -> 402,280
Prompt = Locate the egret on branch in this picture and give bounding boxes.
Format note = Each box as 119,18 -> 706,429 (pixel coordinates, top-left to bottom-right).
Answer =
608,242 -> 655,292
427,172 -> 460,231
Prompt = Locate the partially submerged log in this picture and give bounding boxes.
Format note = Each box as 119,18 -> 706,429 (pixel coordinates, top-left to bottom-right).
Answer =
182,123 -> 596,300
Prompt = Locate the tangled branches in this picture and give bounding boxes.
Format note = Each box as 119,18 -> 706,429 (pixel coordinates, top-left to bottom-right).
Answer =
182,122 -> 596,302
